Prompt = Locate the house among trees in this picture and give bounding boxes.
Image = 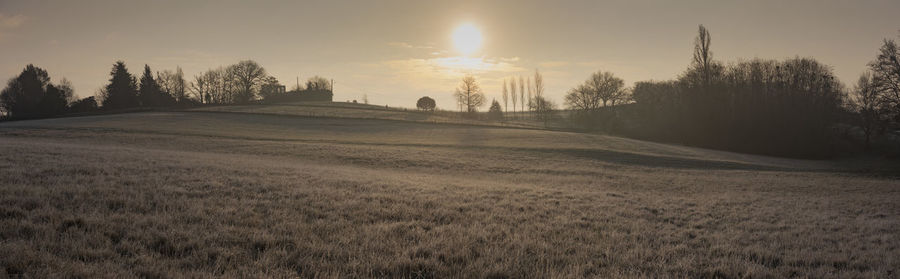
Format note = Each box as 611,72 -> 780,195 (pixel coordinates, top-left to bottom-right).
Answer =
291,88 -> 332,102
263,87 -> 332,103
262,83 -> 286,96
261,76 -> 334,103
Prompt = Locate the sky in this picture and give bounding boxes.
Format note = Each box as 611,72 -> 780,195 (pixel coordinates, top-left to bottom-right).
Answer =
1,0 -> 899,109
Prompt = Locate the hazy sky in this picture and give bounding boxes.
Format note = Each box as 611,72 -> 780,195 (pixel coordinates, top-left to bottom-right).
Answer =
1,0 -> 898,108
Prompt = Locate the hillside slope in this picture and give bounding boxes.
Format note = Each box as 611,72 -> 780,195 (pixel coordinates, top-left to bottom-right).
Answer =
0,110 -> 897,277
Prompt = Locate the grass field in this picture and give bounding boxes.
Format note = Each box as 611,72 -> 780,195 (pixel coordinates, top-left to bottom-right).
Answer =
1,105 -> 898,278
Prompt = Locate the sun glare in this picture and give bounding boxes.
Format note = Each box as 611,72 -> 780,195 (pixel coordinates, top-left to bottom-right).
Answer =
452,23 -> 483,55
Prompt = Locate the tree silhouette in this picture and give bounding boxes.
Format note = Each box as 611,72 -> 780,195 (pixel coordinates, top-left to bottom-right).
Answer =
632,57 -> 844,157
565,84 -> 600,111
139,65 -> 166,107
306,76 -> 332,91
454,75 -> 485,114
852,72 -> 886,150
40,84 -> 68,116
259,76 -> 283,100
533,69 -> 545,99
692,24 -> 714,87
502,79 -> 509,113
0,65 -> 51,118
57,78 -> 76,105
416,96 -> 436,111
488,99 -> 503,120
509,77 -> 518,114
69,96 -> 98,113
868,37 -> 900,124
158,67 -> 187,104
526,77 -> 533,111
530,96 -> 556,125
566,71 -> 625,111
0,64 -> 72,118
226,60 -> 267,103
190,72 -> 211,104
518,76 -> 525,111
195,67 -> 230,104
102,61 -> 139,109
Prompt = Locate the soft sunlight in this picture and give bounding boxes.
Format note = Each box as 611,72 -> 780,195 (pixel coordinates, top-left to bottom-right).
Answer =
452,23 -> 483,55
4,1 -> 900,277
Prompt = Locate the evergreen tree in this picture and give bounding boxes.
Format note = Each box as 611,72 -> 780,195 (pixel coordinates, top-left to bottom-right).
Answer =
102,61 -> 139,109
139,64 -> 162,107
39,84 -> 68,115
488,99 -> 503,120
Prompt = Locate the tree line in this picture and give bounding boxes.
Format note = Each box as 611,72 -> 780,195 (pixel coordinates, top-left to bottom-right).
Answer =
565,25 -> 899,157
431,25 -> 898,157
1,60 -> 332,119
852,36 -> 900,150
0,65 -> 76,119
441,69 -> 556,122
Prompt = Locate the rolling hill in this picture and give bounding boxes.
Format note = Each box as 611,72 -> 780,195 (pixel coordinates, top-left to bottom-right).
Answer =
0,104 -> 897,277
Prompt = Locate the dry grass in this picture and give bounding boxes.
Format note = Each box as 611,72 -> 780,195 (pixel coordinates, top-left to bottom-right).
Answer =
192,101 -> 551,129
1,111 -> 898,278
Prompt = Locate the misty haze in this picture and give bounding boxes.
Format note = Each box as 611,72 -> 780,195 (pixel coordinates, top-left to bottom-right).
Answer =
1,0 -> 899,278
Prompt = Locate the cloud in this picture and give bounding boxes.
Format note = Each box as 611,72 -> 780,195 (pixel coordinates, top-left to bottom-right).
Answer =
0,14 -> 26,40
385,56 -> 524,79
387,41 -> 434,49
539,61 -> 570,68
0,14 -> 26,29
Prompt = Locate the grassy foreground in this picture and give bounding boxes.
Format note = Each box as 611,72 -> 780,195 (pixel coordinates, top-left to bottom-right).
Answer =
0,110 -> 898,278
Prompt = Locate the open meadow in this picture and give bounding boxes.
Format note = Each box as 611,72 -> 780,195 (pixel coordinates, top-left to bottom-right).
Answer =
1,106 -> 898,278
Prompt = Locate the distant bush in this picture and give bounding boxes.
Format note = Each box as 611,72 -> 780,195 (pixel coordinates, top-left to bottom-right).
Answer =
416,96 -> 436,111
530,96 -> 557,125
488,99 -> 503,120
69,96 -> 98,113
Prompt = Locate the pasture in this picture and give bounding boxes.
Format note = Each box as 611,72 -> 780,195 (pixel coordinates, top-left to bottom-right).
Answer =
1,107 -> 898,278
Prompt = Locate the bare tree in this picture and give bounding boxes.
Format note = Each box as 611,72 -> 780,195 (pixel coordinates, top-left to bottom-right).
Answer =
565,70 -> 625,113
173,67 -> 186,102
869,37 -> 900,122
533,69 -> 545,99
565,84 -> 601,111
587,71 -> 626,106
853,72 -> 886,150
502,79 -> 509,113
529,96 -> 556,125
205,67 -> 229,104
306,76 -> 332,91
195,66 -> 239,104
518,76 -> 525,111
157,67 -> 187,103
693,24 -> 713,86
453,75 -> 485,113
509,77 -> 517,114
190,73 -> 210,104
228,60 -> 267,103
57,78 -> 76,105
526,77 -> 533,110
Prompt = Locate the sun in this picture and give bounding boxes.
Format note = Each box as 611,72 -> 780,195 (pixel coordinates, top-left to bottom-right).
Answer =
452,23 -> 483,56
